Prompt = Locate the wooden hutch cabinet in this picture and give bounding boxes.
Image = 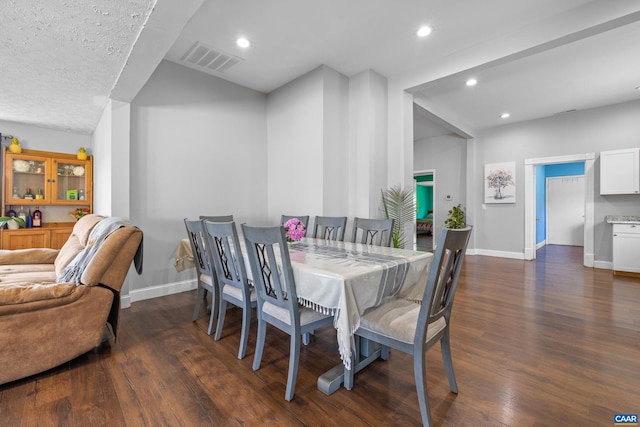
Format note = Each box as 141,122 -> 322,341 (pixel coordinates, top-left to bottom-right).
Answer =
1,148 -> 93,249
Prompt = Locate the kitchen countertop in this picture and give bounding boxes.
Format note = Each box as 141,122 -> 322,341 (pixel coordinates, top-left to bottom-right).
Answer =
606,215 -> 640,224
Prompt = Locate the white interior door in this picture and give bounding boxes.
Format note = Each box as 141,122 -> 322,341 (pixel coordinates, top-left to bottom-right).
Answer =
547,176 -> 584,246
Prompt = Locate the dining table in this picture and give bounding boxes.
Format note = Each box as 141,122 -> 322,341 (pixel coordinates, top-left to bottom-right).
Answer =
176,234 -> 433,394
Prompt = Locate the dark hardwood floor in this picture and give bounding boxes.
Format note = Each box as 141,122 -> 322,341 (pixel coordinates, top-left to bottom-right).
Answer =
416,233 -> 433,252
2,245 -> 639,426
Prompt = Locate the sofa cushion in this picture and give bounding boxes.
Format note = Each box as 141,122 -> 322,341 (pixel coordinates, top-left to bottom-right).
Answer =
54,214 -> 104,277
0,248 -> 58,265
73,214 -> 105,246
0,281 -> 76,306
0,264 -> 57,286
54,238 -> 84,278
0,282 -> 88,316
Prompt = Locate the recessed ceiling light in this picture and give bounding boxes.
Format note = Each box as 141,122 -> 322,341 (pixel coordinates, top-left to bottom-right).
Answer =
636,85 -> 640,91
466,78 -> 477,86
500,113 -> 510,119
236,37 -> 251,48
417,26 -> 432,37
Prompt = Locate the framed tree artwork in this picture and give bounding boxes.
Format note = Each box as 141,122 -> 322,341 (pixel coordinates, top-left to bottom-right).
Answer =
484,162 -> 515,203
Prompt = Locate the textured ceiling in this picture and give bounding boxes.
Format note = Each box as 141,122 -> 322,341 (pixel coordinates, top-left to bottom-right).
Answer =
0,0 -> 155,134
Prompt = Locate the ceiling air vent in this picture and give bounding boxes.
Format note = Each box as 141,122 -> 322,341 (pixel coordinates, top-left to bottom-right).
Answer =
181,42 -> 242,74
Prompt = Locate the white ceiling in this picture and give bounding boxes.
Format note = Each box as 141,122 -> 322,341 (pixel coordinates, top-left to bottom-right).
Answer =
2,0 -> 640,139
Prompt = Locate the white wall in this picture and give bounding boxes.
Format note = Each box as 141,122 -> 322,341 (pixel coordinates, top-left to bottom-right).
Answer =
348,70 -> 389,218
92,103 -> 113,216
473,99 -> 640,262
414,134 -> 468,243
322,67 -> 350,217
266,65 -> 353,231
0,120 -> 90,154
0,119 -> 91,221
93,100 -> 131,218
266,67 -> 325,224
266,65 -> 392,237
110,101 -> 131,218
128,60 -> 268,294
93,100 -> 134,304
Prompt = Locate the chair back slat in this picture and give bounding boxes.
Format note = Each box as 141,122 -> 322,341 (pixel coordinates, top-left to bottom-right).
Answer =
200,215 -> 234,222
351,217 -> 394,247
184,219 -> 215,278
313,216 -> 347,241
431,248 -> 456,315
416,227 -> 472,341
203,221 -> 249,293
242,225 -> 300,318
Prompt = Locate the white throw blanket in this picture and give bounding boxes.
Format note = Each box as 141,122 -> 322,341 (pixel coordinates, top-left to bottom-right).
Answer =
58,217 -> 132,285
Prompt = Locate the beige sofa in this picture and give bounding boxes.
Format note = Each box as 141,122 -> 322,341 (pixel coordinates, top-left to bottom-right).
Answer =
0,214 -> 143,385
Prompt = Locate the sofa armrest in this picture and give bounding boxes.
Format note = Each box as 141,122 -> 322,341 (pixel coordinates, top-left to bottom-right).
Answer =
81,226 -> 143,291
0,248 -> 59,265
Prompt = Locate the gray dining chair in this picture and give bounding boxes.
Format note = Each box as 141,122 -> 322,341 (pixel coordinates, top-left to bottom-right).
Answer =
349,226 -> 472,427
312,215 -> 347,241
241,224 -> 334,401
351,217 -> 394,247
203,220 -> 257,360
184,219 -> 218,335
195,215 -> 234,323
280,215 -> 309,236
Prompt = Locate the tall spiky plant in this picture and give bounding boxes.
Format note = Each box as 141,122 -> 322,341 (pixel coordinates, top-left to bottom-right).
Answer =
381,185 -> 416,248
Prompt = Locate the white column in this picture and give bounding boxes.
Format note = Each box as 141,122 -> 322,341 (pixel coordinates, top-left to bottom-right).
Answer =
348,70 -> 388,218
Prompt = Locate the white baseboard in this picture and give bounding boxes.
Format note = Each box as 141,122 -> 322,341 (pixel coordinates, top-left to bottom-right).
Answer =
593,260 -> 612,270
473,249 -> 525,260
125,279 -> 197,305
584,252 -> 595,268
536,240 -> 546,250
471,248 -> 610,269
120,295 -> 131,309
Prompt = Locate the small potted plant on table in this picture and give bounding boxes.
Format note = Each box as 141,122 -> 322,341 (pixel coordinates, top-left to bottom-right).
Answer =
444,204 -> 466,229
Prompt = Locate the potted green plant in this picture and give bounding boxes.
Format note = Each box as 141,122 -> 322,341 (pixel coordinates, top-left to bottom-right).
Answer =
444,204 -> 466,229
0,216 -> 26,230
381,184 -> 416,248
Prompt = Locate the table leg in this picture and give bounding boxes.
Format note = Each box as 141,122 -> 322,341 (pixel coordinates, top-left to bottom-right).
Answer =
317,337 -> 384,395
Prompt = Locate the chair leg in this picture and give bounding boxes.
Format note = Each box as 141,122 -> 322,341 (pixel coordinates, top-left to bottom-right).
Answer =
302,332 -> 311,345
285,332 -> 301,401
440,330 -> 458,394
214,299 -> 227,340
205,288 -> 218,335
237,303 -> 251,359
207,303 -> 216,336
192,284 -> 205,321
414,351 -> 433,427
252,318 -> 266,371
380,344 -> 390,360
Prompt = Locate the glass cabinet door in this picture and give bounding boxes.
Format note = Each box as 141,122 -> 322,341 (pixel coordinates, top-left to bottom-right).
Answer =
8,156 -> 47,204
52,159 -> 89,204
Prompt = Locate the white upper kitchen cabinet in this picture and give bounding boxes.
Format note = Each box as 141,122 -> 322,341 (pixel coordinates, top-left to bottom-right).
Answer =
600,148 -> 640,195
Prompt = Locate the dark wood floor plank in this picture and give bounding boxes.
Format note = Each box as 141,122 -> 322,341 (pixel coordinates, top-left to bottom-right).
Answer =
1,245 -> 639,426
0,381 -> 32,426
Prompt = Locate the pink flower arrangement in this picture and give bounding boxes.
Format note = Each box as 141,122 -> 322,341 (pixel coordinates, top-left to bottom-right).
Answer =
284,218 -> 306,242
